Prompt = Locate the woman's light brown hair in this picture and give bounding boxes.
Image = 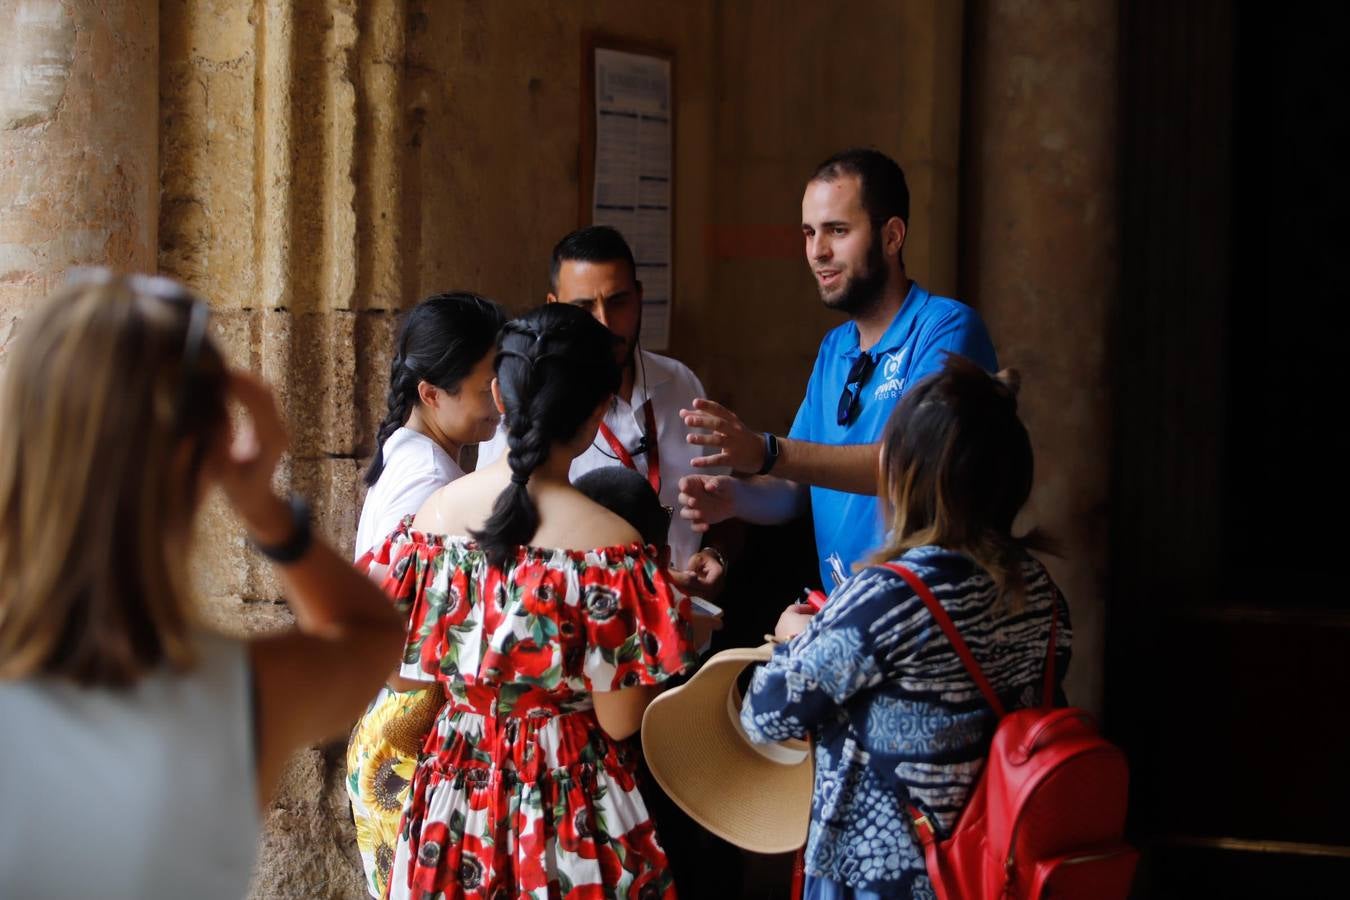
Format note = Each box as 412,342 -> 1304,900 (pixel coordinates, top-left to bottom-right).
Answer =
869,354 -> 1051,611
0,273 -> 227,687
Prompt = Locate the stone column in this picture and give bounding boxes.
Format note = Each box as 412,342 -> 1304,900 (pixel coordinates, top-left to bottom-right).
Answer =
158,1 -> 411,894
961,0 -> 1119,716
0,0 -> 158,355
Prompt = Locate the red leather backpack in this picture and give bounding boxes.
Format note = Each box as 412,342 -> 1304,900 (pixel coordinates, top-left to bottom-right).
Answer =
880,563 -> 1138,900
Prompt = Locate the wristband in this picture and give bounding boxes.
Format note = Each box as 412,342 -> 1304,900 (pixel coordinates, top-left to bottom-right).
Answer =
756,432 -> 780,476
250,493 -> 313,564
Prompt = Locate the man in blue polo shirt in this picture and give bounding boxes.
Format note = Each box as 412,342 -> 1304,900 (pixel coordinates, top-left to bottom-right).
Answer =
678,148 -> 996,587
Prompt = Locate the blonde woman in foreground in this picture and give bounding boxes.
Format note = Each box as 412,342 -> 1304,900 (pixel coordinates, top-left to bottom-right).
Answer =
0,271 -> 403,900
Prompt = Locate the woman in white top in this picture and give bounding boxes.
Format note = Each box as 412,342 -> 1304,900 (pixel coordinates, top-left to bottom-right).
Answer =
346,291 -> 505,898
354,292 -> 507,559
0,271 -> 403,900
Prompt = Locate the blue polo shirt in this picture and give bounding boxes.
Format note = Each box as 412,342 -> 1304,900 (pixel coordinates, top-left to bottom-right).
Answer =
788,281 -> 997,587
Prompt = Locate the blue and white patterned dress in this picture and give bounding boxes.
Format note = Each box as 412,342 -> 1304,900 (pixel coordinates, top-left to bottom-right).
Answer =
741,545 -> 1071,898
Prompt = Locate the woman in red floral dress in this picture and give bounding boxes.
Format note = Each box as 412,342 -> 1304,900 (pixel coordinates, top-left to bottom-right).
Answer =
362,304 -> 694,900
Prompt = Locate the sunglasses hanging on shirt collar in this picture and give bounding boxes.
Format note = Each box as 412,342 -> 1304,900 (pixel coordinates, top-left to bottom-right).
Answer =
836,351 -> 878,426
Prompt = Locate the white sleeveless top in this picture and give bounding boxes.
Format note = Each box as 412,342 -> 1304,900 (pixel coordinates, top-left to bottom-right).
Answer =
0,632 -> 259,899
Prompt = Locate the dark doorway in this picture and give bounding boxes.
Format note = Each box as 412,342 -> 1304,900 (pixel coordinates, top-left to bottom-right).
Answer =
1113,1 -> 1350,895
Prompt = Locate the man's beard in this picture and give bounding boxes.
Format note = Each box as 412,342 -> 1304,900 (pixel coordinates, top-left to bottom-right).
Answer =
822,232 -> 888,317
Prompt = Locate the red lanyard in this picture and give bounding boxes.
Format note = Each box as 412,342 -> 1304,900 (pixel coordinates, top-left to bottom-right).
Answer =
597,399 -> 661,494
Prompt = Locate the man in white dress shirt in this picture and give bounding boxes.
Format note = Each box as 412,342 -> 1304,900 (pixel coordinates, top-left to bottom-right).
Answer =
479,226 -> 728,597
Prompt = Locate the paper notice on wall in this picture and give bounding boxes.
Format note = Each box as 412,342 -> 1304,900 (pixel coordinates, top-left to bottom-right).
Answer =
593,48 -> 672,350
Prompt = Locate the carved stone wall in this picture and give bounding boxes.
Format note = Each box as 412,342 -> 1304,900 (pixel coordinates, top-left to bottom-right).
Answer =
157,2 -> 411,893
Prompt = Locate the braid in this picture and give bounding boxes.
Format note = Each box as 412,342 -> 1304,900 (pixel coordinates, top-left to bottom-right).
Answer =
364,355 -> 417,487
470,304 -> 620,570
504,411 -> 551,486
472,339 -> 549,569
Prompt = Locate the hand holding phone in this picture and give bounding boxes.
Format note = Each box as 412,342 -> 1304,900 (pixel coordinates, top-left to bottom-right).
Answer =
690,596 -> 723,618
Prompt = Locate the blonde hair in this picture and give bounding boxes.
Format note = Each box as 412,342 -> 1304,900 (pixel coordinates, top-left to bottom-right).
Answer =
0,273 -> 226,687
869,355 -> 1051,611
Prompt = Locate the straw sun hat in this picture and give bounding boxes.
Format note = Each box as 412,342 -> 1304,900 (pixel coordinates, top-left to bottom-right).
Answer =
640,643 -> 813,854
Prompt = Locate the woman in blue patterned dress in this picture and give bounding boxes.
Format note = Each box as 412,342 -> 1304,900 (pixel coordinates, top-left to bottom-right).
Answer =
741,356 -> 1071,899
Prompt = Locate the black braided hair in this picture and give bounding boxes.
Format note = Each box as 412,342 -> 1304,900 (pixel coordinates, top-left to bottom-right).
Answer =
471,304 -> 620,569
364,292 -> 507,487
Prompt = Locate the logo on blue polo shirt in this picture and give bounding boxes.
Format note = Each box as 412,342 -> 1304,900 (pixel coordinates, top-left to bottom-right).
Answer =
873,348 -> 907,401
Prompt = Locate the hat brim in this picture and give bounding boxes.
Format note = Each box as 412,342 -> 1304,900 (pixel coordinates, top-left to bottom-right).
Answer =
641,644 -> 812,854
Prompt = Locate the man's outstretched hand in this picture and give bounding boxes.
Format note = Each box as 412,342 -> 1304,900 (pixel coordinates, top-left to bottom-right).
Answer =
677,474 -> 737,534
681,398 -> 766,474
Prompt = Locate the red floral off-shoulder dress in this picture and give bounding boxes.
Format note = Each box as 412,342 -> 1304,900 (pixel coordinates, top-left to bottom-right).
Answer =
359,521 -> 695,900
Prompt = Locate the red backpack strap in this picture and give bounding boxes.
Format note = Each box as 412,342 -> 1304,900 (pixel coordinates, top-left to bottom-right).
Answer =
877,562 -> 1006,718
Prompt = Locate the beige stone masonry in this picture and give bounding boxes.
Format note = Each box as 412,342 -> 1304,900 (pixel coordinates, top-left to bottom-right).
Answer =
252,743 -> 367,900
261,309 -> 362,457
0,0 -> 158,356
158,0 -> 257,308
158,2 -> 413,893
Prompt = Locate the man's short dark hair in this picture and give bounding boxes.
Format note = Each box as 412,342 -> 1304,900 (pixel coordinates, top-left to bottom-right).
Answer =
550,225 -> 638,291
810,148 -> 911,229
573,466 -> 670,549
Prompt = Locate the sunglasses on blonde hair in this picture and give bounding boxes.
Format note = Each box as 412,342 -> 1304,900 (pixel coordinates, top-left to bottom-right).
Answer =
64,268 -> 211,434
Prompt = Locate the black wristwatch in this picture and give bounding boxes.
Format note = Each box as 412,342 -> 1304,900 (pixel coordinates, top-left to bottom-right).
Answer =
250,493 -> 313,564
702,545 -> 728,573
757,432 -> 780,476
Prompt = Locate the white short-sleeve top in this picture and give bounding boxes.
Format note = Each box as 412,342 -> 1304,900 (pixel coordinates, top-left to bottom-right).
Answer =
355,427 -> 465,561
